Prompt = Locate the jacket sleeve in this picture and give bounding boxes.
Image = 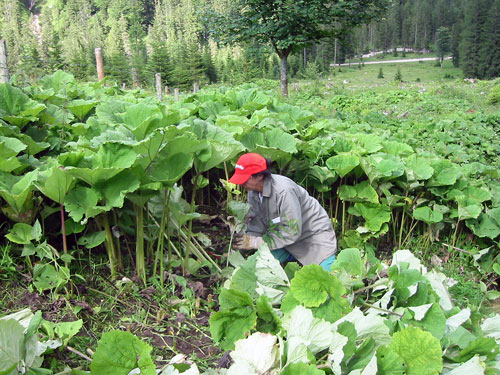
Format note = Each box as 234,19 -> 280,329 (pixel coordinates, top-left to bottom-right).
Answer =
266,187 -> 303,249
245,192 -> 266,236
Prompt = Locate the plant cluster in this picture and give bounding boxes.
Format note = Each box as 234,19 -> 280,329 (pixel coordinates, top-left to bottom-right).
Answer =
1,71 -> 500,293
6,246 -> 498,374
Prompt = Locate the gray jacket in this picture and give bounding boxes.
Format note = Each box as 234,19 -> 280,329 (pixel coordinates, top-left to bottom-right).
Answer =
246,174 -> 337,265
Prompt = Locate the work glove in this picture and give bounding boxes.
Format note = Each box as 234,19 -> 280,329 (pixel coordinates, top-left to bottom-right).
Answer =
232,234 -> 264,250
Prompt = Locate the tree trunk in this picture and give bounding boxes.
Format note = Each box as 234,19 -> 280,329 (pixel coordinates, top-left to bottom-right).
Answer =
95,47 -> 105,82
279,54 -> 289,97
0,40 -> 8,83
334,39 -> 338,66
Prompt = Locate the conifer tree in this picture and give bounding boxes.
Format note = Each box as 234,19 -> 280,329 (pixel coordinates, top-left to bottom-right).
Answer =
479,0 -> 500,78
202,47 -> 217,83
435,26 -> 450,67
460,0 -> 488,78
39,6 -> 64,73
450,23 -> 461,67
0,0 -> 28,69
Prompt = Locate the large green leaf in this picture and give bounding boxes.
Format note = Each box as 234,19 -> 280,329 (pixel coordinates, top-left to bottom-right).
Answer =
290,264 -> 346,308
187,120 -> 244,172
33,263 -> 70,293
35,160 -> 74,204
199,101 -> 230,119
61,144 -> 137,185
462,186 -> 492,203
452,337 -> 499,363
404,155 -> 434,181
215,114 -> 252,136
427,160 -> 460,187
226,87 -> 271,112
66,99 -> 98,121
406,303 -> 446,339
413,206 -> 444,224
38,70 -> 77,96
6,221 -> 41,244
0,170 -> 38,214
65,186 -> 104,223
326,153 -> 360,178
122,103 -> 164,140
147,128 -> 207,184
209,288 -> 257,351
339,180 -> 379,204
388,326 -> 442,375
376,346 -> 405,375
361,153 -> 405,183
351,203 -> 391,232
0,136 -> 26,158
356,133 -> 383,154
90,330 -> 156,375
331,248 -> 363,276
95,169 -> 141,209
0,84 -> 46,128
382,141 -> 414,156
0,319 -> 24,375
455,196 -> 482,220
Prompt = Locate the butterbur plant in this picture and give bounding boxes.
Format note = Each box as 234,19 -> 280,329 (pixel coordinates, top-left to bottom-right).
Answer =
5,220 -> 76,297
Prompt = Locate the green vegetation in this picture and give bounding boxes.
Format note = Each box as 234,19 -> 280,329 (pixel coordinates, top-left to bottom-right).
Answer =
0,65 -> 499,373
1,0 -> 499,89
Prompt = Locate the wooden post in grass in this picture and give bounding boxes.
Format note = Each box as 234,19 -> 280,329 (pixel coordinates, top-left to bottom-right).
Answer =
155,73 -> 162,101
193,82 -> 199,93
174,88 -> 179,102
95,48 -> 105,82
0,40 -> 9,83
164,86 -> 169,95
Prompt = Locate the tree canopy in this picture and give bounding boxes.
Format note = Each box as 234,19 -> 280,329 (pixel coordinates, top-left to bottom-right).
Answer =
210,0 -> 390,95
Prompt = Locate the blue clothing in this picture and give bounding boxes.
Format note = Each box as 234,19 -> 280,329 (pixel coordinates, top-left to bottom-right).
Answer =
271,248 -> 336,272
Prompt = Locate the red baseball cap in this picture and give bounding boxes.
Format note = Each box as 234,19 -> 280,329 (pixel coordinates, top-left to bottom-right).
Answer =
228,153 -> 267,185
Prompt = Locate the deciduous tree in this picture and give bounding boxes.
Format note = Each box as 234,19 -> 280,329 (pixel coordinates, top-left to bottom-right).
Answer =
210,0 -> 389,96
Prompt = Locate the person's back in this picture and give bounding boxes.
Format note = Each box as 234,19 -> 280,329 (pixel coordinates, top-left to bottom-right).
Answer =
228,154 -> 337,271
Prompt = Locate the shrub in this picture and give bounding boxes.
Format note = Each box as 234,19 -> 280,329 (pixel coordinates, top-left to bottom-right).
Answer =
488,84 -> 500,104
394,68 -> 402,82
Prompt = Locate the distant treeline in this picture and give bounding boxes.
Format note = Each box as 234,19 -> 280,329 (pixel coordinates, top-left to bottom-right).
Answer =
1,0 -> 499,87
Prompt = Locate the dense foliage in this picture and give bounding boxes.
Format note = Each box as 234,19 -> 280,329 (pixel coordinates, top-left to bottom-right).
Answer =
1,70 -> 499,283
0,69 -> 499,373
0,0 -> 499,89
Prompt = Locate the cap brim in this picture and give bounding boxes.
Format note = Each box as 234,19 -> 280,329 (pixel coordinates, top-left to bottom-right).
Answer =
228,172 -> 251,185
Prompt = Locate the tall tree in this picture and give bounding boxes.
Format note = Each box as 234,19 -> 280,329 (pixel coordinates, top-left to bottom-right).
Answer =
450,23 -> 461,67
210,0 -> 389,96
0,0 -> 27,69
460,0 -> 488,77
479,0 -> 500,78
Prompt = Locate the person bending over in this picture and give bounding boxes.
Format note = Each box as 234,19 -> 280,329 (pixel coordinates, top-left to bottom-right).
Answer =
229,153 -> 337,272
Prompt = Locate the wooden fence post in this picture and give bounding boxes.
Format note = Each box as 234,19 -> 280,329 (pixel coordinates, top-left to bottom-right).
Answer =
155,73 -> 162,101
0,40 -> 9,83
164,86 -> 169,95
174,88 -> 179,102
95,48 -> 105,82
193,82 -> 199,93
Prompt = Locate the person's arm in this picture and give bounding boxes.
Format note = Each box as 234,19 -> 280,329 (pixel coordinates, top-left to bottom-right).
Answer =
265,188 -> 303,249
245,191 -> 266,236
